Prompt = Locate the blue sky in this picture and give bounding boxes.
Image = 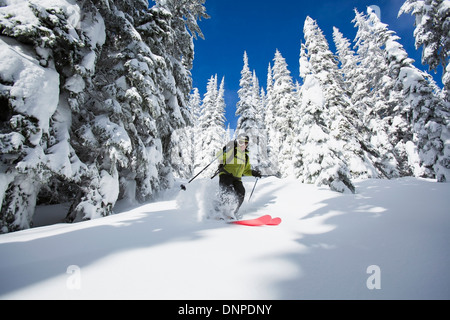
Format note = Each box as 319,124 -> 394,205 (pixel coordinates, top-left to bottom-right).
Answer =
190,0 -> 436,129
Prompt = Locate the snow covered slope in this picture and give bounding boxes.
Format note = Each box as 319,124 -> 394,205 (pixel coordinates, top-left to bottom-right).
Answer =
0,177 -> 449,299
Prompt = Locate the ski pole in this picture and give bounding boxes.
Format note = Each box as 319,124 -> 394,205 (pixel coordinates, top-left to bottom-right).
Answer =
180,153 -> 223,190
248,177 -> 259,202
210,168 -> 221,180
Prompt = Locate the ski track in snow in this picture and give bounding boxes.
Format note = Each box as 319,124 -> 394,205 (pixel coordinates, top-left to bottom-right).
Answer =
0,177 -> 449,299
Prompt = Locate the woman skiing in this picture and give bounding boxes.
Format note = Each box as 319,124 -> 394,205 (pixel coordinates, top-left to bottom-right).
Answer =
215,134 -> 261,220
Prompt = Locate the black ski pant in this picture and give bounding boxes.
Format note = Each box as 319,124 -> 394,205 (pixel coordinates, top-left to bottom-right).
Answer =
219,174 -> 245,216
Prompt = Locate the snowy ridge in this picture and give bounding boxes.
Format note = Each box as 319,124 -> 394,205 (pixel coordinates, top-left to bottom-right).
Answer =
0,177 -> 449,299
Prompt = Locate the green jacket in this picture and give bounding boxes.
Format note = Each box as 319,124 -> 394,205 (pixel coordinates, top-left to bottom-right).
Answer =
218,141 -> 252,180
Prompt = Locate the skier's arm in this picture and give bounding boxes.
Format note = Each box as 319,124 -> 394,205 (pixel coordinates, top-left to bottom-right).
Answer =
243,161 -> 257,177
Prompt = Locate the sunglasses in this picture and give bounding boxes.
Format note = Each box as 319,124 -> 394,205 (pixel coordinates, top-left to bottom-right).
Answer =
238,139 -> 249,146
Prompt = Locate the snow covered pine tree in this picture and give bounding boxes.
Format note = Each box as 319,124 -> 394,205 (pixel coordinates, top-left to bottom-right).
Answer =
0,0 -> 208,233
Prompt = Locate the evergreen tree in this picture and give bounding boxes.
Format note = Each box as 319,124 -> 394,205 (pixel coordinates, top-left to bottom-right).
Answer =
258,86 -> 267,131
0,0 -> 206,232
399,0 -> 450,101
358,8 -> 449,181
264,63 -> 275,157
304,18 -> 376,184
195,75 -> 227,177
296,21 -> 355,193
332,27 -> 358,100
170,89 -> 200,180
236,52 -> 257,132
267,50 -> 297,176
352,9 -> 403,178
332,26 -> 382,179
263,63 -> 279,174
190,88 -> 202,127
302,17 -> 351,135
235,52 -> 267,168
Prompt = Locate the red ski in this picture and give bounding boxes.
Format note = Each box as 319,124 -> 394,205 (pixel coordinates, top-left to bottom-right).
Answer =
267,217 -> 282,226
231,214 -> 271,226
230,215 -> 282,226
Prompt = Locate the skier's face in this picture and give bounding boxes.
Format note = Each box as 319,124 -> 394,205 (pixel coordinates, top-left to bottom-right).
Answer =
238,139 -> 248,151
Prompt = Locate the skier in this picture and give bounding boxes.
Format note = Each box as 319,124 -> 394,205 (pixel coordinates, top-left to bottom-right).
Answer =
215,134 -> 261,220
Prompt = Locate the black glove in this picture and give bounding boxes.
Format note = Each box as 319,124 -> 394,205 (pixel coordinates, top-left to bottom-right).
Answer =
218,164 -> 224,172
252,169 -> 262,178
